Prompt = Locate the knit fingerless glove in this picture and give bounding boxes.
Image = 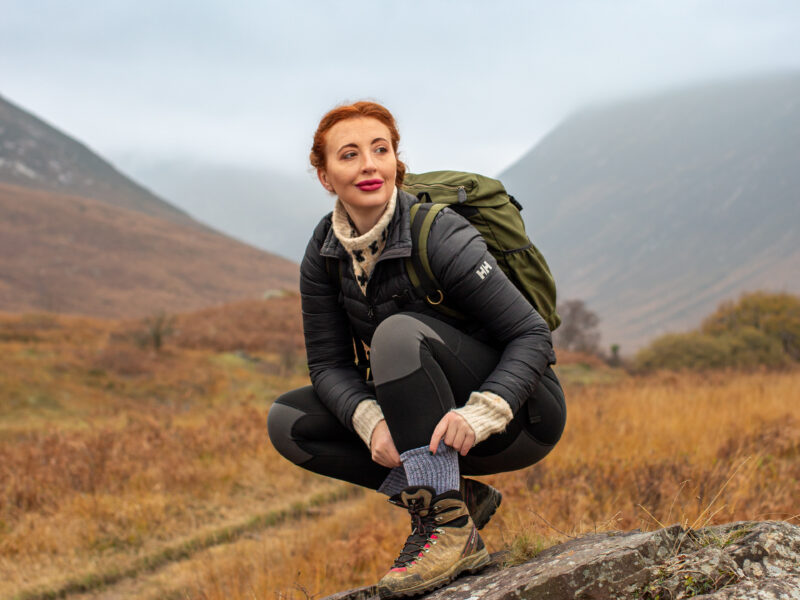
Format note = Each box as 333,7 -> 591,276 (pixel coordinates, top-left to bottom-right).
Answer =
353,391 -> 513,448
452,390 -> 513,444
352,399 -> 385,448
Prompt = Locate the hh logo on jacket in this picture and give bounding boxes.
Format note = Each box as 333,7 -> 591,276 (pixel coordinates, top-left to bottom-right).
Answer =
475,261 -> 493,280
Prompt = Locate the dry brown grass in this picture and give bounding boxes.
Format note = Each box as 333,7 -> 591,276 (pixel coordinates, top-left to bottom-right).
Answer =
152,368 -> 799,600
0,401 -> 341,599
170,296 -> 305,354
0,310 -> 319,599
1,311 -> 797,600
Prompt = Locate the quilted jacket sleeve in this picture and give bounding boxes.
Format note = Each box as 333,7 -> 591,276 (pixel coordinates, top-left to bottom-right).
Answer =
300,217 -> 374,431
426,208 -> 555,415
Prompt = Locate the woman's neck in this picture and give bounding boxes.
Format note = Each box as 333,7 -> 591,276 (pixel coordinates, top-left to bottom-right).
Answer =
341,187 -> 397,236
345,203 -> 389,236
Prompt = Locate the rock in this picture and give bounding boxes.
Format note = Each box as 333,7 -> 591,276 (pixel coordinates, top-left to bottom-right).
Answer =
322,521 -> 800,600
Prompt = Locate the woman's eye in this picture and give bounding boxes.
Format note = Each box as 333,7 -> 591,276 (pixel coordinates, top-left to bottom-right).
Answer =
375,146 -> 388,154
342,151 -> 357,159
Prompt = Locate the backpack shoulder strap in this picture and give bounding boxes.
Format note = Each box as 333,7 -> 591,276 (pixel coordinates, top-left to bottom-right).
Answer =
405,201 -> 466,320
407,202 -> 445,297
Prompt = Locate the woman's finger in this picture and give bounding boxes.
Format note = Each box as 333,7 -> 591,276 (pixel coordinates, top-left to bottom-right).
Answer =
387,439 -> 401,467
460,431 -> 475,456
443,422 -> 456,448
429,417 -> 448,453
375,446 -> 392,468
452,428 -> 467,454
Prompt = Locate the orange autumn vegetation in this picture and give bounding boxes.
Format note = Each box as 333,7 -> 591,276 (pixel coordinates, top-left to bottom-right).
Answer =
177,369 -> 800,599
0,309 -> 797,600
0,307 -> 319,599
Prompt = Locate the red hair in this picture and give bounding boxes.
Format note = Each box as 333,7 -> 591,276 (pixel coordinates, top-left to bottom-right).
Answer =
310,101 -> 407,188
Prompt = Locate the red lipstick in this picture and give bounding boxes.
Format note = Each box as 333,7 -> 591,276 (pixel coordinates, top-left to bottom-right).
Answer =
356,179 -> 383,191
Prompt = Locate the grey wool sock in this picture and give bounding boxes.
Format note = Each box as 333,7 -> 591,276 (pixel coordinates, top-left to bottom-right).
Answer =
399,441 -> 460,495
377,466 -> 408,496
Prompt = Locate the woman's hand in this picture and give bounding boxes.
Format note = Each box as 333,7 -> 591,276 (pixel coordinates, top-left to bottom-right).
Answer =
370,420 -> 401,468
429,412 -> 476,456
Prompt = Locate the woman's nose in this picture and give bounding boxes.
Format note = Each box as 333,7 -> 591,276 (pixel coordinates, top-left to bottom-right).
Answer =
361,153 -> 377,172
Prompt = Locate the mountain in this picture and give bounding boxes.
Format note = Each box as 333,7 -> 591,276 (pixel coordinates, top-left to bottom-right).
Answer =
0,95 -> 298,318
121,159 -> 328,262
0,94 -> 197,227
0,182 -> 297,317
500,72 -> 800,352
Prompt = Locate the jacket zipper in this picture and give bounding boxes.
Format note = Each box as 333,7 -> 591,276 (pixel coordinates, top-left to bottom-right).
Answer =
364,252 -> 401,321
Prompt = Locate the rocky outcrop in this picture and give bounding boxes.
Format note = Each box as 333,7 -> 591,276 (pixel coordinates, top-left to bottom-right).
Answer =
324,520 -> 800,599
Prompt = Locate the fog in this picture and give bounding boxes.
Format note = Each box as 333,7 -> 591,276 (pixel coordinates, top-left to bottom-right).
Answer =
2,1 -> 799,257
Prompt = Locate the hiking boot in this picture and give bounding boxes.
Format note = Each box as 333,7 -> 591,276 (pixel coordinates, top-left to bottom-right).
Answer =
460,477 -> 502,530
377,486 -> 491,599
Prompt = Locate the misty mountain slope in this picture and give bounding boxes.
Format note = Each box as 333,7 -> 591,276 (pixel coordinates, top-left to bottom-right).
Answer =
0,182 -> 298,318
123,160 -> 328,261
0,94 -> 195,227
0,95 -> 301,318
501,73 -> 800,351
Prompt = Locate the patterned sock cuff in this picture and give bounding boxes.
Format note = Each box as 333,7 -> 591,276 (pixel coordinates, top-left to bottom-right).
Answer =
452,390 -> 514,444
400,441 -> 460,495
352,399 -> 385,447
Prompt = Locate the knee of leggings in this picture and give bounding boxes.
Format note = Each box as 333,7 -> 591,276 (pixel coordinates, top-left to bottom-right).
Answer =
370,313 -> 427,379
527,369 -> 566,446
267,399 -> 312,466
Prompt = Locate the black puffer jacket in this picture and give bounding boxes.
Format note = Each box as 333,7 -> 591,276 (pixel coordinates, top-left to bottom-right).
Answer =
300,189 -> 555,432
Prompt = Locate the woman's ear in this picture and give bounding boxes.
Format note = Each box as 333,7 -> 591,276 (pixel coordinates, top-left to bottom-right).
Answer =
317,169 -> 335,193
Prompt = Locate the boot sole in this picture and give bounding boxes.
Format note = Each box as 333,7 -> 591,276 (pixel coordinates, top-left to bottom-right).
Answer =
473,488 -> 502,531
377,547 -> 491,599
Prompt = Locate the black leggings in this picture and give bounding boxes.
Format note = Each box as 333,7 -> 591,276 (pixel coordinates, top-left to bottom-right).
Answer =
267,313 -> 566,490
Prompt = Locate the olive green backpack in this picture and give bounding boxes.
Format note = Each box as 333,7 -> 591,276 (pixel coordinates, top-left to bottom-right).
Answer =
403,171 -> 561,331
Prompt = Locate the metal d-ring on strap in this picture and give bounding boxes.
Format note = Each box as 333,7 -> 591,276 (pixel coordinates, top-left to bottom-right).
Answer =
427,290 -> 444,305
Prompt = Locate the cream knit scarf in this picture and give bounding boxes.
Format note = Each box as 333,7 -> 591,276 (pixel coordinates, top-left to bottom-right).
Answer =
331,187 -> 397,296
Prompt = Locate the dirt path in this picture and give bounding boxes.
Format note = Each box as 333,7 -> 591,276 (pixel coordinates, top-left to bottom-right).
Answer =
11,486 -> 361,600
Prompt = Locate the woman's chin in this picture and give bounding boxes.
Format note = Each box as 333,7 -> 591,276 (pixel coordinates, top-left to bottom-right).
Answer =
341,191 -> 393,212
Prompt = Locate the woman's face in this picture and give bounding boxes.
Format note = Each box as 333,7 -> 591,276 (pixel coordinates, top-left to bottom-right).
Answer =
317,117 -> 397,213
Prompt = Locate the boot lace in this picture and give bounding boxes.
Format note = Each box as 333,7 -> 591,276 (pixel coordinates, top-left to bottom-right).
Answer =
392,500 -> 440,568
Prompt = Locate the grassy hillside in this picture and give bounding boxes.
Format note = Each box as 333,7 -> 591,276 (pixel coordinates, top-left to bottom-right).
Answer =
0,309 -> 796,599
0,183 -> 299,317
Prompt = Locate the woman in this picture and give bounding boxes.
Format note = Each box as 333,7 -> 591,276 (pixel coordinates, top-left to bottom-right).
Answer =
267,101 -> 565,597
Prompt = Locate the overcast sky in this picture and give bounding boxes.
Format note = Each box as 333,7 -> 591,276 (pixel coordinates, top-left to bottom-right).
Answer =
2,1 -> 800,179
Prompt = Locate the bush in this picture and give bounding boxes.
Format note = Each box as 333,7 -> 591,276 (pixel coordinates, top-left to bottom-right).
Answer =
634,331 -> 730,371
702,292 -> 800,360
722,326 -> 789,368
634,292 -> 799,372
135,312 -> 175,352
